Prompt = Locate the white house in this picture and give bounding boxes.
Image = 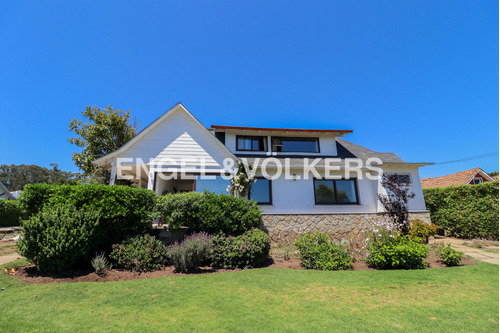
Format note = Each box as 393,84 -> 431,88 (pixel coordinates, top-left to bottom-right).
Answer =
93,103 -> 432,240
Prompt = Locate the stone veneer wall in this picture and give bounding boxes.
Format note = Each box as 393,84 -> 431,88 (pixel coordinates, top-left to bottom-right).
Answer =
261,212 -> 432,242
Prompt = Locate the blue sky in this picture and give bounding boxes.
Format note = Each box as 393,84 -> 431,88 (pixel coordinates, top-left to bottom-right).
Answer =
0,1 -> 498,178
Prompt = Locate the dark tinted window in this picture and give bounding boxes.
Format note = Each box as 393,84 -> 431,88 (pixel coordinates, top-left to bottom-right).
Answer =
236,136 -> 267,151
313,179 -> 358,205
249,178 -> 272,204
271,137 -> 319,153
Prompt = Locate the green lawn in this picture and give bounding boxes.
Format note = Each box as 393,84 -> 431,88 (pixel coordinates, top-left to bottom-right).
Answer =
0,261 -> 498,332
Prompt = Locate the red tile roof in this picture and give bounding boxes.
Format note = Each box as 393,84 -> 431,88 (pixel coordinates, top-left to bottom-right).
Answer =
421,167 -> 492,189
211,125 -> 353,134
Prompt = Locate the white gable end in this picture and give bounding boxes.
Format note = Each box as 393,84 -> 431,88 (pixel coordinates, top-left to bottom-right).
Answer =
152,132 -> 220,167
95,103 -> 237,169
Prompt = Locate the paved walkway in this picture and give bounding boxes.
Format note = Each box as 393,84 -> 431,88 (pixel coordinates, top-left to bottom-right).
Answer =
431,236 -> 499,264
0,253 -> 24,266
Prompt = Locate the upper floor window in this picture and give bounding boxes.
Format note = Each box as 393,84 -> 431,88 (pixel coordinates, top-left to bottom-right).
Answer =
271,137 -> 320,153
313,178 -> 359,205
236,136 -> 267,151
394,174 -> 411,185
473,177 -> 483,185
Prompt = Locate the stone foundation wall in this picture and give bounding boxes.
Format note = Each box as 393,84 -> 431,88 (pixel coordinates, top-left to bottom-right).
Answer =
261,212 -> 431,242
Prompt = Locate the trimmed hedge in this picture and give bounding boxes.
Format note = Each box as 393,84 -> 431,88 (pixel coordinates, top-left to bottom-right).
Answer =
0,200 -> 23,227
155,192 -> 262,235
18,203 -> 105,272
365,236 -> 429,270
19,184 -> 157,244
424,181 -> 499,240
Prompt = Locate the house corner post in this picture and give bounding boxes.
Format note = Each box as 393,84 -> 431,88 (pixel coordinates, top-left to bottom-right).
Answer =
109,163 -> 117,186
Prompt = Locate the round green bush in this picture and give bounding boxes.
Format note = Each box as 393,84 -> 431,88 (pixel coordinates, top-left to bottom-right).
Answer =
167,232 -> 213,272
18,204 -> 105,273
155,191 -> 262,235
295,232 -> 354,270
109,234 -> 168,272
365,236 -> 429,270
211,229 -> 270,269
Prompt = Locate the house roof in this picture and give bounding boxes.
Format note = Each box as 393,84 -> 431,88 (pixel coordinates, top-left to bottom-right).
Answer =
239,138 -> 432,169
0,181 -> 15,200
93,103 -> 238,167
421,167 -> 495,189
493,175 -> 499,181
211,125 -> 353,135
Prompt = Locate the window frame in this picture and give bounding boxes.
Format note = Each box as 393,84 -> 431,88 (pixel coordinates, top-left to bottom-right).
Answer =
271,136 -> 320,153
236,135 -> 268,152
394,174 -> 412,185
473,177 -> 483,185
249,177 -> 273,205
313,178 -> 360,205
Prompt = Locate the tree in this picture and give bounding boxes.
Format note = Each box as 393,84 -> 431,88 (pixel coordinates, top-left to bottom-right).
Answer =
488,171 -> 499,177
228,161 -> 255,197
68,105 -> 137,183
377,173 -> 415,233
0,164 -> 81,191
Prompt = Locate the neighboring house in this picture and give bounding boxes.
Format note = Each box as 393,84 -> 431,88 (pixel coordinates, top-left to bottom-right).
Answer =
421,167 -> 496,189
10,190 -> 23,200
93,103 -> 432,240
0,181 -> 16,200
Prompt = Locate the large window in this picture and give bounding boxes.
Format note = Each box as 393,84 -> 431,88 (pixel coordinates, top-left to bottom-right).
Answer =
195,176 -> 231,195
249,178 -> 272,205
313,179 -> 359,205
236,136 -> 267,151
271,137 -> 319,153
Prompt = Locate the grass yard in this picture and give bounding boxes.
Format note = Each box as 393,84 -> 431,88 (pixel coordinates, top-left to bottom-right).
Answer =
0,260 -> 498,332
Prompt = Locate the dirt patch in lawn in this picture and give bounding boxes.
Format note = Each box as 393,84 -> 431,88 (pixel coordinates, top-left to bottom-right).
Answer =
11,253 -> 477,284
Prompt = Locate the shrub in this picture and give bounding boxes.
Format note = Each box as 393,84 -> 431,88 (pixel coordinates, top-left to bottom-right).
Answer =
109,234 -> 168,272
91,252 -> 112,274
155,191 -> 262,235
365,236 -> 429,270
18,183 -> 54,217
409,219 -> 438,243
295,232 -> 354,270
20,184 -> 157,244
211,229 -> 270,269
439,244 -> 464,267
167,232 -> 213,272
17,204 -> 104,273
424,181 -> 499,240
0,200 -> 23,227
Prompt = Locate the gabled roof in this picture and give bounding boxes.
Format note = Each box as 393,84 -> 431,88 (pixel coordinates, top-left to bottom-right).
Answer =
0,181 -> 15,200
93,103 -> 238,167
421,167 -> 495,189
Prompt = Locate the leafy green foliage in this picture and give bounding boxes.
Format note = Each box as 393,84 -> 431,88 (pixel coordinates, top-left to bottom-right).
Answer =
409,219 -> 438,243
424,181 -> 499,239
19,184 -> 156,243
228,161 -> 255,197
68,105 -> 137,182
109,235 -> 168,272
18,204 -> 105,273
167,232 -> 213,272
155,191 -> 262,235
0,200 -> 23,227
365,236 -> 429,269
438,244 -> 464,267
295,232 -> 354,270
211,229 -> 270,269
0,164 -> 81,191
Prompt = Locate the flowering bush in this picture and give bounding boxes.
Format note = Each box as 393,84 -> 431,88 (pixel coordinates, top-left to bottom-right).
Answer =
211,229 -> 270,269
228,161 -> 255,197
295,232 -> 354,270
364,218 -> 429,269
167,232 -> 213,272
109,234 -> 168,272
